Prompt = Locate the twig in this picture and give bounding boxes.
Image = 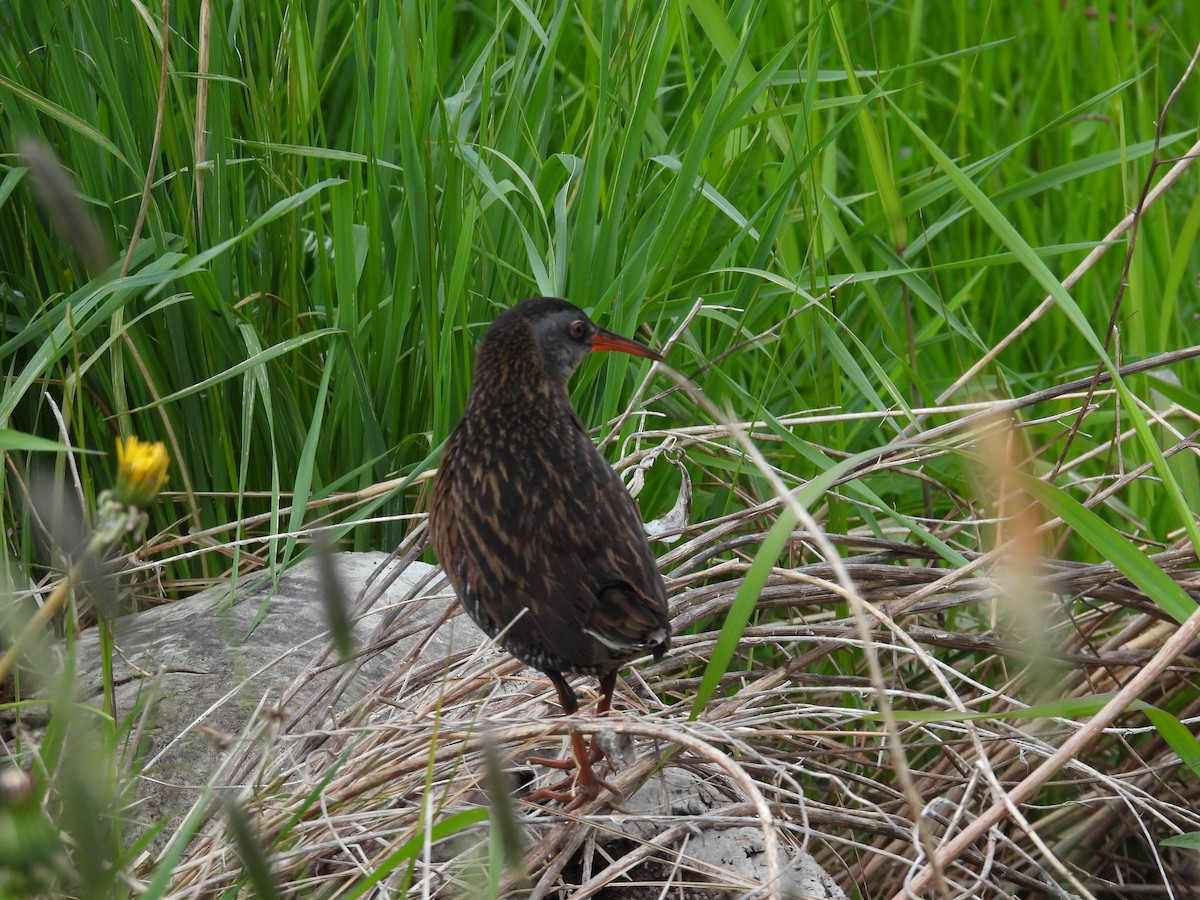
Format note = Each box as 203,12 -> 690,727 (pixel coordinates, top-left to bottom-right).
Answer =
894,600 -> 1200,898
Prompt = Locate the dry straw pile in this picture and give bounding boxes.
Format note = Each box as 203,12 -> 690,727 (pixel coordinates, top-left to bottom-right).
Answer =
147,355 -> 1200,897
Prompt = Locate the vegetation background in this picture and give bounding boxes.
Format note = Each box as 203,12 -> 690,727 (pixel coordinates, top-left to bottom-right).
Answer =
1,0 -> 1198,896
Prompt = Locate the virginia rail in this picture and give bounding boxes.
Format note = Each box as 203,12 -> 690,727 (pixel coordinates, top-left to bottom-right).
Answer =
430,297 -> 670,809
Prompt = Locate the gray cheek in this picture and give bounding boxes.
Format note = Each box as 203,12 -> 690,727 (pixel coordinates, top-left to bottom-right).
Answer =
543,341 -> 585,382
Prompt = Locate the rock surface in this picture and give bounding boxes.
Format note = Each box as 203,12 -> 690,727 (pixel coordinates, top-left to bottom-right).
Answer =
71,552 -> 454,846
608,768 -> 845,899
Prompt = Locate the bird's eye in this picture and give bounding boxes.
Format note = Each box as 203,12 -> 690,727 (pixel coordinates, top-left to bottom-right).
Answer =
569,320 -> 586,340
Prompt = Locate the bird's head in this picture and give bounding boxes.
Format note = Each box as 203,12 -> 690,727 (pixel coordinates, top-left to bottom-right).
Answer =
481,297 -> 662,386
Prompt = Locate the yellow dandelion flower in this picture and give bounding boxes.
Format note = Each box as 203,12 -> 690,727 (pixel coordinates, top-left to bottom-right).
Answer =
113,436 -> 169,507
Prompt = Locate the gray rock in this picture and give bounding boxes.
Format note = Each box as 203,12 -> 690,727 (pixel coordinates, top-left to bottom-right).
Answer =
68,551 -> 458,848
610,768 -> 846,899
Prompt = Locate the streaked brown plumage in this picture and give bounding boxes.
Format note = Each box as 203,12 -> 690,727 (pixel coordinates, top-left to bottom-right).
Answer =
430,297 -> 669,808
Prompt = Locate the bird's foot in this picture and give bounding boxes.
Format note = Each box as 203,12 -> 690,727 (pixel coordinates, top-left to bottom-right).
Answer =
525,731 -> 619,809
526,740 -> 605,771
525,766 -> 621,810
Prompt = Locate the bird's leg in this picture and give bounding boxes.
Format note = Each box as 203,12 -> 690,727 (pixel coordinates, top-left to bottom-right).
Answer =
584,671 -> 617,768
526,672 -> 609,768
526,672 -> 580,771
525,672 -> 620,808
594,671 -> 616,716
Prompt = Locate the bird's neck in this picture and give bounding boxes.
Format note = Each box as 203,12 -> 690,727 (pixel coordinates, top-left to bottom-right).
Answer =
466,356 -> 575,421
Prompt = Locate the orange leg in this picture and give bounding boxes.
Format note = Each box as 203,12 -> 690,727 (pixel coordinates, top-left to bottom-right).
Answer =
525,671 -> 620,808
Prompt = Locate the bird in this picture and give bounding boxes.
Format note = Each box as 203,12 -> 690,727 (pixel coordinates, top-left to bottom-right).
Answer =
430,296 -> 670,809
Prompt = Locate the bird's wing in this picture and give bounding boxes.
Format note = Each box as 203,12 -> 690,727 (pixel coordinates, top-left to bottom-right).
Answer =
557,436 -> 670,657
440,415 -> 669,670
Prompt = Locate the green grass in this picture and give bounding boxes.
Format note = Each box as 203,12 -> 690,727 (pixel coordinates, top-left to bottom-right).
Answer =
2,0 -> 1199,895
1,0 -> 1197,571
